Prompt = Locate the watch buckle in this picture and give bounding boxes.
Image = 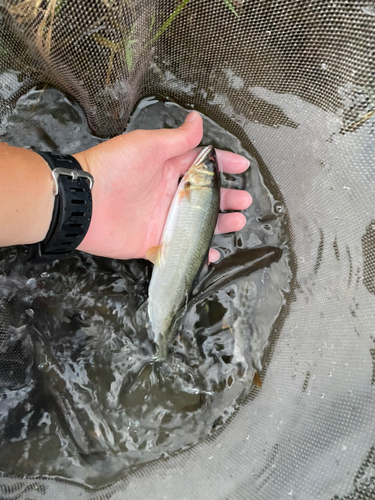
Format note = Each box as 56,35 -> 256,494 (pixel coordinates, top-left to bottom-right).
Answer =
51,167 -> 94,196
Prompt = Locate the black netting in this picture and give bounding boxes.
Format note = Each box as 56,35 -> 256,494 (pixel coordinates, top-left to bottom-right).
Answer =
0,0 -> 374,498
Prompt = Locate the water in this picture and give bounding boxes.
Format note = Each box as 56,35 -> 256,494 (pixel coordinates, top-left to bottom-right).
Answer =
0,88 -> 291,488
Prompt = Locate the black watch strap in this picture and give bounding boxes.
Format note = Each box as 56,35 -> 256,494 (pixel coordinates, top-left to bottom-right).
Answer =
28,152 -> 93,262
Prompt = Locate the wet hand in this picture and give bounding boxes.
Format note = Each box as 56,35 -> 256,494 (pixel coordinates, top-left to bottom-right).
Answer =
75,111 -> 252,262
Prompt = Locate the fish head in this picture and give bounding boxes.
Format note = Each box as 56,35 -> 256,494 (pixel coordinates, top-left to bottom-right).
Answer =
185,146 -> 220,191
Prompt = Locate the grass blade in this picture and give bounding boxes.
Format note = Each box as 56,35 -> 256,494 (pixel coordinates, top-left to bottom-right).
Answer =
152,0 -> 191,43
222,0 -> 238,17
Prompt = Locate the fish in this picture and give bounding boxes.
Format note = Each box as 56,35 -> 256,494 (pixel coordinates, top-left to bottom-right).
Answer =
146,145 -> 220,360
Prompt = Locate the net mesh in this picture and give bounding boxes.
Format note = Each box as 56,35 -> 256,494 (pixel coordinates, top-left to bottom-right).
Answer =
0,0 -> 375,498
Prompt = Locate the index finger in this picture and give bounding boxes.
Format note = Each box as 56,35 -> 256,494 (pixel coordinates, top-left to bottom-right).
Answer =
216,149 -> 250,174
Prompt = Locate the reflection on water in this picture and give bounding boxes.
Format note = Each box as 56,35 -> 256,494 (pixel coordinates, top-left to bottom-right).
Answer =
0,90 -> 291,488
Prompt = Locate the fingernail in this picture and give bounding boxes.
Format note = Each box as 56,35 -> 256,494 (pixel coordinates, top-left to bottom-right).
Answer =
185,111 -> 197,122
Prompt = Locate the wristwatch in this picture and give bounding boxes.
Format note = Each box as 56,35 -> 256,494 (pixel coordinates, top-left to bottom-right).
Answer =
28,151 -> 94,261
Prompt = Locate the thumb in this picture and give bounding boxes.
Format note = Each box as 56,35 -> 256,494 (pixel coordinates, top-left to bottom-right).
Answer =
148,111 -> 203,161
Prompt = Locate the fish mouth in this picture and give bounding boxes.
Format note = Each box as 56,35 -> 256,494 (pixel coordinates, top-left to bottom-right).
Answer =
193,145 -> 214,166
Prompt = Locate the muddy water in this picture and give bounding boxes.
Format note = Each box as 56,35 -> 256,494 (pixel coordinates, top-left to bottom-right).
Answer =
0,89 -> 291,488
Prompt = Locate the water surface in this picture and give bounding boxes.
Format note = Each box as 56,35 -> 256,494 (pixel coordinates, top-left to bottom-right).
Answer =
0,89 -> 291,488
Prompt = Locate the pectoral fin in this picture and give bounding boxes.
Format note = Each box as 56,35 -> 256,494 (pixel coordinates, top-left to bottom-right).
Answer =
146,244 -> 164,266
252,371 -> 262,388
178,182 -> 191,202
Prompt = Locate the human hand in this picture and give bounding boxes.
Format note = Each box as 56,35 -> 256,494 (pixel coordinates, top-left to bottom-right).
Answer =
75,111 -> 252,262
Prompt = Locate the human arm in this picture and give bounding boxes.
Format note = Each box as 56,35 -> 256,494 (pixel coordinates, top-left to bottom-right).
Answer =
0,142 -> 55,246
0,111 -> 251,261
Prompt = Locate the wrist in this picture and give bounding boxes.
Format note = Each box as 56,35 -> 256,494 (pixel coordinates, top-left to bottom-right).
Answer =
26,150 -> 55,243
72,151 -> 95,254
29,150 -> 56,242
72,151 -> 90,175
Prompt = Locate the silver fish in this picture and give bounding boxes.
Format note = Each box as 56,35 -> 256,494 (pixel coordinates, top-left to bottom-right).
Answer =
147,146 -> 220,360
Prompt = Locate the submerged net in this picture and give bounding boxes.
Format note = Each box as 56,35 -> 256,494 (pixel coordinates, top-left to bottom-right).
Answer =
0,0 -> 375,498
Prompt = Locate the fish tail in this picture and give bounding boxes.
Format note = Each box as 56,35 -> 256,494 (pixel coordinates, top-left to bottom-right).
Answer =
154,342 -> 168,362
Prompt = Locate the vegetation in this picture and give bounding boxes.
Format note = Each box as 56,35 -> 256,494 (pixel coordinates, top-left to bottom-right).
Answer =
6,0 -> 239,82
